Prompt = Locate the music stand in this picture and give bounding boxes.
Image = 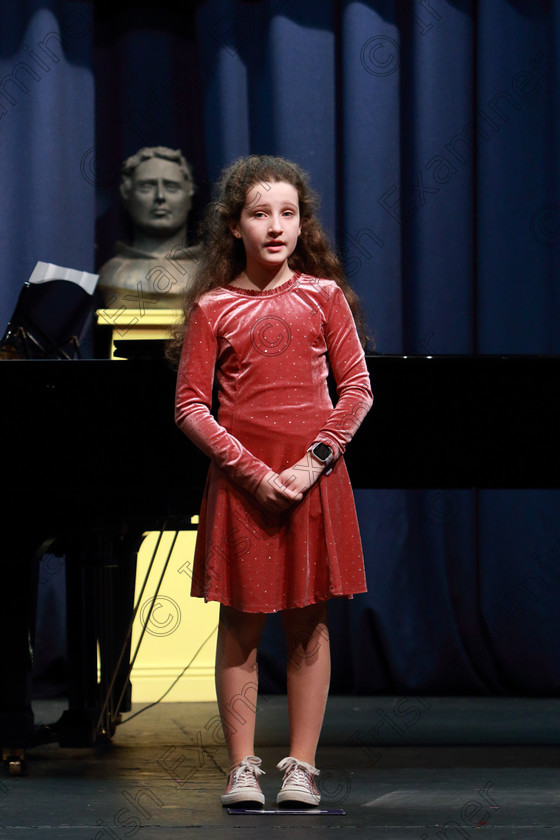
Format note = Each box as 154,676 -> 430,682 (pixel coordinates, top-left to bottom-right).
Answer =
1,262 -> 99,360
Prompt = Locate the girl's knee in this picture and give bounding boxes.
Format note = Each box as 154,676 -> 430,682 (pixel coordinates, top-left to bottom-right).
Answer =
219,604 -> 267,644
281,602 -> 329,653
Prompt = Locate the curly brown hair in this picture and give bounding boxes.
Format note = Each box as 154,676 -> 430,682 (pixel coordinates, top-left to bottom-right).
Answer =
167,155 -> 368,364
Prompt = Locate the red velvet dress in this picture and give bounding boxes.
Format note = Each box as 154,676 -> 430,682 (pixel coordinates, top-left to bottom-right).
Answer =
175,273 -> 373,613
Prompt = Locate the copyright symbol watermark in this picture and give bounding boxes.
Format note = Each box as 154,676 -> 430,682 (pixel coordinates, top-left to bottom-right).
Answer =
361,35 -> 400,76
425,490 -> 462,526
80,145 -> 120,188
39,553 -> 64,584
250,315 -> 291,356
140,596 -> 182,637
530,205 -> 560,246
318,765 -> 352,805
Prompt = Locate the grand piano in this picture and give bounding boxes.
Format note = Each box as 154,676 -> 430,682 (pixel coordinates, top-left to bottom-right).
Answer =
1,347 -> 559,773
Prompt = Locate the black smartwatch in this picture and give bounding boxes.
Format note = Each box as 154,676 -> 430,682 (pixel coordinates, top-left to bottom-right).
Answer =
308,441 -> 334,474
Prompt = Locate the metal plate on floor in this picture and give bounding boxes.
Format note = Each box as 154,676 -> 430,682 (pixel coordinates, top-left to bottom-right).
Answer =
227,808 -> 346,815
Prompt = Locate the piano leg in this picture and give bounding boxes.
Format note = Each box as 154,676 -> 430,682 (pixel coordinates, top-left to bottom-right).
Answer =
56,526 -> 137,747
96,528 -> 139,730
1,522 -> 138,770
0,529 -> 42,774
56,544 -> 101,747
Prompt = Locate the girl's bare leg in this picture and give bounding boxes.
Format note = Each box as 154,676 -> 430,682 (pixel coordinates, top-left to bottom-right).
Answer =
215,604 -> 267,769
280,601 -> 330,765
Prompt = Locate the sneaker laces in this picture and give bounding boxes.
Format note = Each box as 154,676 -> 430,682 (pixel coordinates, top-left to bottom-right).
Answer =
277,756 -> 320,785
230,755 -> 265,788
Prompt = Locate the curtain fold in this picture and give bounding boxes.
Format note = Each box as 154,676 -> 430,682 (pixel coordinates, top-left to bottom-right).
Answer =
2,0 -> 559,695
0,1 -> 95,335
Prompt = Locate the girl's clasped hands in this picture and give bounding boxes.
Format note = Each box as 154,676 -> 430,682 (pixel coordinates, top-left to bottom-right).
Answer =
255,450 -> 326,513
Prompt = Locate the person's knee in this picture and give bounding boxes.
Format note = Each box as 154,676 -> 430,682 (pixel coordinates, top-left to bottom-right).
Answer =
282,604 -> 329,657
219,604 -> 267,647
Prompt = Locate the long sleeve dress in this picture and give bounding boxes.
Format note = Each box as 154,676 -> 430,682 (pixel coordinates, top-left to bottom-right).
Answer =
175,272 -> 373,613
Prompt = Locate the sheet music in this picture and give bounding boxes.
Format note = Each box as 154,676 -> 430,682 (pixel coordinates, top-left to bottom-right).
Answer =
28,261 -> 99,296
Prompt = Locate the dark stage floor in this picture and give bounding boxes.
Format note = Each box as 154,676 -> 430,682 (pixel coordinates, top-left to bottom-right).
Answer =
2,697 -> 560,838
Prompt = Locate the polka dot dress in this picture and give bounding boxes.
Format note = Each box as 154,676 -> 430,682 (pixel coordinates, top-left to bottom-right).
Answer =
175,274 -> 373,613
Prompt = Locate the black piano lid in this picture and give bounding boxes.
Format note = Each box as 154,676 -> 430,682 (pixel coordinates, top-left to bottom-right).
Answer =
353,353 -> 560,488
0,354 -> 559,491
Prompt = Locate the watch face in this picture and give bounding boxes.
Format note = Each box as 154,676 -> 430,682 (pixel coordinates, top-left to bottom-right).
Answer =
313,443 -> 332,461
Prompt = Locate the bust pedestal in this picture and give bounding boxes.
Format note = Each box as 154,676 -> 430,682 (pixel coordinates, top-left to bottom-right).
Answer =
96,308 -> 182,359
130,527 -> 219,702
95,308 -> 219,701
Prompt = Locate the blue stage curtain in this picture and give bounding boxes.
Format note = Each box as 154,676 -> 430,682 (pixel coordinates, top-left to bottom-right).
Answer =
193,0 -> 560,696
1,0 -> 559,696
0,1 -> 95,344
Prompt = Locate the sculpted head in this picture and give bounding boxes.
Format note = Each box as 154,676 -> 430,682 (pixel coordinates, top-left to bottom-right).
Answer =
119,147 -> 195,239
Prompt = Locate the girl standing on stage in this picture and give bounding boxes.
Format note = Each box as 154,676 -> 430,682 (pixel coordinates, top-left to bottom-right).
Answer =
173,155 -> 373,808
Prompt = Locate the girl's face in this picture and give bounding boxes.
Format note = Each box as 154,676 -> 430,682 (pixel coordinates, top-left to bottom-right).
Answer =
231,180 -> 301,274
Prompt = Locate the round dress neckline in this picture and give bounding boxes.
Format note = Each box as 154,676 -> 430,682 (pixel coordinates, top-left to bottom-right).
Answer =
225,273 -> 299,297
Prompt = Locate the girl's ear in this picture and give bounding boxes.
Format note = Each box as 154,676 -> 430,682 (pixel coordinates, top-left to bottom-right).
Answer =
230,223 -> 242,239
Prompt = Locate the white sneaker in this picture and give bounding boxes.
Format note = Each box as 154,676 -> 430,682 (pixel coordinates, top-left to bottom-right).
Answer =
276,756 -> 320,806
221,755 -> 265,806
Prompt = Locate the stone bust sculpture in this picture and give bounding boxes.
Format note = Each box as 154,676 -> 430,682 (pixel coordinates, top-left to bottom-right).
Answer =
98,146 -> 201,309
